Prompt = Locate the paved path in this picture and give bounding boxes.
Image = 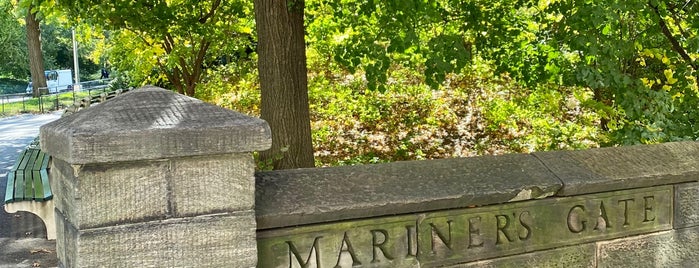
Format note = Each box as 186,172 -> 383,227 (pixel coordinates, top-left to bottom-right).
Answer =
0,112 -> 62,267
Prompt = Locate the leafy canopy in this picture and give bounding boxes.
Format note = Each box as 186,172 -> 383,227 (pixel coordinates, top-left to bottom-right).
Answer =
59,0 -> 254,95
0,0 -> 28,78
311,0 -> 699,143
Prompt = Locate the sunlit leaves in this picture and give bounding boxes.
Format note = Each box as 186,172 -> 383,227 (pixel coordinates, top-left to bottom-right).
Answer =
0,0 -> 28,77
312,0 -> 699,143
59,0 -> 254,94
425,34 -> 471,88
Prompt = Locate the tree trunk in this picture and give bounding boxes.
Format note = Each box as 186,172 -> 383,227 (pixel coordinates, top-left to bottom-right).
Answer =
254,0 -> 315,169
593,87 -> 610,131
26,4 -> 46,97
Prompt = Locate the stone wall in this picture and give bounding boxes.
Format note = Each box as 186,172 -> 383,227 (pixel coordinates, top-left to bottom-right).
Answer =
41,87 -> 271,267
41,86 -> 699,267
256,142 -> 699,267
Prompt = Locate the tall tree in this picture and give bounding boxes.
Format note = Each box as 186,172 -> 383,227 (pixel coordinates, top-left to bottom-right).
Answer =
25,2 -> 46,97
59,0 -> 251,96
0,0 -> 29,78
16,0 -> 76,96
254,0 -> 315,169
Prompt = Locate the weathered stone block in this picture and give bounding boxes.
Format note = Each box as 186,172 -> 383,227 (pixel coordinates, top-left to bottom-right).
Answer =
534,141 -> 699,196
256,154 -> 562,229
49,158 -> 75,223
450,244 -> 596,268
40,86 -> 270,268
257,187 -> 672,267
54,208 -> 67,265
170,153 -> 255,217
51,158 -> 170,229
59,210 -> 257,268
52,153 -> 258,228
675,182 -> 699,228
597,226 -> 699,267
56,209 -> 79,268
40,86 -> 271,164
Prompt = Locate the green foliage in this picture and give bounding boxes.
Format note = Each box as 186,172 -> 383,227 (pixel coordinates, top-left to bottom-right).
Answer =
0,0 -> 29,78
59,0 -> 256,95
481,83 -> 603,152
43,0 -> 699,165
40,24 -> 100,78
198,52 -> 602,166
0,77 -> 26,94
196,59 -> 260,115
194,0 -> 699,166
106,30 -> 167,88
544,0 -> 699,143
316,0 -> 537,89
309,0 -> 699,144
0,0 -> 103,80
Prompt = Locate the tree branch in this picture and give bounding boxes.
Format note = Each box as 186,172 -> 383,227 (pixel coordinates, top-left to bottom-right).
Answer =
193,39 -> 211,83
649,2 -> 698,71
164,33 -> 175,54
171,67 -> 185,94
199,0 -> 221,23
124,27 -> 154,48
155,59 -> 184,94
667,3 -> 692,40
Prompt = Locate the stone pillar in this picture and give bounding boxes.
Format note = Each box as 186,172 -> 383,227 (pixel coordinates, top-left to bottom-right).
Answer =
40,86 -> 271,267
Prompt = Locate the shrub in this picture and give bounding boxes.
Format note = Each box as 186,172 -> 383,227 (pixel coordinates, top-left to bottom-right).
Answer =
196,59 -> 603,167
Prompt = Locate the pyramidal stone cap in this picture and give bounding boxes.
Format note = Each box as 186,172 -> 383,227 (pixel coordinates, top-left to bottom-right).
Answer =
40,86 -> 271,164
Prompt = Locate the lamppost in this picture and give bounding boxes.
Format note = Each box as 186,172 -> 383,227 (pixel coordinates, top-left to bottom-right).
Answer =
72,28 -> 80,100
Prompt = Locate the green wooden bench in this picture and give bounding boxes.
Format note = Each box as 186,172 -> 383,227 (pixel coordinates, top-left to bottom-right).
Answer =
3,88 -> 133,240
3,138 -> 55,240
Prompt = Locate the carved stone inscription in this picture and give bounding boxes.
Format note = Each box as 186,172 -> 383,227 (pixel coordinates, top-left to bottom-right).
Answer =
257,187 -> 672,267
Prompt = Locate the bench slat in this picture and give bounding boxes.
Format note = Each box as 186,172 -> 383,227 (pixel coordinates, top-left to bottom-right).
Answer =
4,172 -> 15,203
11,150 -> 29,171
40,169 -> 52,200
39,152 -> 52,200
33,151 -> 46,171
24,171 -> 34,201
17,149 -> 36,171
40,152 -> 50,170
22,150 -> 40,200
5,149 -> 29,203
28,137 -> 40,149
5,147 -> 53,203
32,170 -> 43,201
30,152 -> 44,199
25,149 -> 40,171
14,170 -> 25,201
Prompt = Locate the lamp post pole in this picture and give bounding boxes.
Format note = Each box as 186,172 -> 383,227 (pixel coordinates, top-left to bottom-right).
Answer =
72,28 -> 80,93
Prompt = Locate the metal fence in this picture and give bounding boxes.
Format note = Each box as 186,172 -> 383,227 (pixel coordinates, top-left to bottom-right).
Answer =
0,91 -> 74,115
0,93 -> 33,114
0,79 -> 115,116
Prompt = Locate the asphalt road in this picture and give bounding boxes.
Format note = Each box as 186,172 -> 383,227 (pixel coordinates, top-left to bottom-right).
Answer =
0,112 -> 62,267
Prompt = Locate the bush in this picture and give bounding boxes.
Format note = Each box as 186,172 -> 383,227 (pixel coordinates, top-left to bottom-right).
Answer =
0,78 -> 28,94
196,58 -> 603,167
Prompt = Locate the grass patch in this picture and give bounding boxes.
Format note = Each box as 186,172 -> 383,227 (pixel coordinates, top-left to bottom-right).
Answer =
0,91 -> 91,116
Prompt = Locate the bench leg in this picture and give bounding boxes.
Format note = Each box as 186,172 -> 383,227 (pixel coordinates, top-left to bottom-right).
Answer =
4,200 -> 56,240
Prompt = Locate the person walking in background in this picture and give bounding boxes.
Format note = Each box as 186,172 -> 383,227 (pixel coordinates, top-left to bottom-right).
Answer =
100,68 -> 109,79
